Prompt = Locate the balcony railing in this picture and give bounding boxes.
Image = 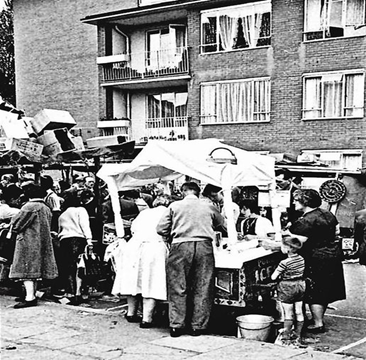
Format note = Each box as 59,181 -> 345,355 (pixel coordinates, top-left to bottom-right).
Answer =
100,47 -> 189,83
143,116 -> 189,141
97,116 -> 189,143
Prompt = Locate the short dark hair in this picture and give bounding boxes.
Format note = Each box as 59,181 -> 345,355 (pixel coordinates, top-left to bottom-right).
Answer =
239,199 -> 259,214
293,189 -> 322,208
202,184 -> 222,197
23,183 -> 46,199
0,185 -> 23,202
40,175 -> 54,190
181,182 -> 200,196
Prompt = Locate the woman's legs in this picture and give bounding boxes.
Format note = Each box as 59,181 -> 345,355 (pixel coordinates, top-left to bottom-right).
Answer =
14,280 -> 37,308
142,297 -> 156,323
127,295 -> 139,316
309,303 -> 327,327
23,280 -> 36,301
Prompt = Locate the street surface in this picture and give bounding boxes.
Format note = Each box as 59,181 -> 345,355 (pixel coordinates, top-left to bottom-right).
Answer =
0,261 -> 365,359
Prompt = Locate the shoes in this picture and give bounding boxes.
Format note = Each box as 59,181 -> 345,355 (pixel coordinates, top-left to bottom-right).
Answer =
125,314 -> 142,323
14,298 -> 37,309
190,329 -> 207,336
292,338 -> 308,348
170,328 -> 185,338
306,325 -> 325,334
67,296 -> 82,306
140,321 -> 154,329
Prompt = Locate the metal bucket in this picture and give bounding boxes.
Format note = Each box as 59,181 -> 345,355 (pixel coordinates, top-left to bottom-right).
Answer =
236,314 -> 274,341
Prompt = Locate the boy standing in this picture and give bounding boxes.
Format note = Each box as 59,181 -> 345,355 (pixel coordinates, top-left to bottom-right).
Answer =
271,236 -> 306,346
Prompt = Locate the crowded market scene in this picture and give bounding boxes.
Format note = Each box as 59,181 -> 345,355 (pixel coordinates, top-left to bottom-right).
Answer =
0,108 -> 364,353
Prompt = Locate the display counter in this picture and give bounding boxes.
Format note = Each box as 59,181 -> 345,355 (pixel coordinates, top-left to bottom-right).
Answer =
213,239 -> 283,307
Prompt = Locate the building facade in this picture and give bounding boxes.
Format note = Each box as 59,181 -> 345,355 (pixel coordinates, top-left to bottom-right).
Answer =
13,0 -> 366,170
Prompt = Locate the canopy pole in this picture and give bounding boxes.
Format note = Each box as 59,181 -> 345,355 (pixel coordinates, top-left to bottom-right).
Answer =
222,188 -> 237,245
269,187 -> 282,241
106,177 -> 125,239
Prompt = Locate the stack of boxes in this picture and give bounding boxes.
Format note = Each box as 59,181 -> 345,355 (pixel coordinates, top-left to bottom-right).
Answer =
0,108 -> 84,162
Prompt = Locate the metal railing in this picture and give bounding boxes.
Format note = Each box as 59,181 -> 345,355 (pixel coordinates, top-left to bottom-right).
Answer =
101,47 -> 189,82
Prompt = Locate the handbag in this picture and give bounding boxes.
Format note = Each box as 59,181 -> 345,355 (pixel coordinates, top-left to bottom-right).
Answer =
77,245 -> 104,286
0,226 -> 16,264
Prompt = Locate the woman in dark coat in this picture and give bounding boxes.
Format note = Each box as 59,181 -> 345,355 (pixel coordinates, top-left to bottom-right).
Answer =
9,184 -> 58,308
289,189 -> 346,333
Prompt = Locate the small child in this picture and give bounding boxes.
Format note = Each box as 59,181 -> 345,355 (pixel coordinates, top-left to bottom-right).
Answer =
271,236 -> 306,347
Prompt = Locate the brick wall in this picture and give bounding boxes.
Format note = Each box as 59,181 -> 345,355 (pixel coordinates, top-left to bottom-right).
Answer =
13,0 -> 366,163
187,0 -> 366,162
13,0 -> 136,136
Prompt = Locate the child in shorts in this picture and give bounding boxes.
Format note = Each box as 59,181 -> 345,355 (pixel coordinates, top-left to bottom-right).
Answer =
271,236 -> 306,346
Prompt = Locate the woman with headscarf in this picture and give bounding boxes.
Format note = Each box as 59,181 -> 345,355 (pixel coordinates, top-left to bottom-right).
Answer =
288,189 -> 346,333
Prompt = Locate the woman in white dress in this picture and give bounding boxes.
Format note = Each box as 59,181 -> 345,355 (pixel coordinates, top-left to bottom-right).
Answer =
112,195 -> 170,328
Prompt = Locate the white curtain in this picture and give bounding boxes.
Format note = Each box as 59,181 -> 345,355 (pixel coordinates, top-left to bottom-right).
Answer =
306,0 -> 323,31
324,79 -> 342,117
346,0 -> 365,25
253,80 -> 268,121
241,13 -> 263,47
345,74 -> 364,117
201,85 -> 217,123
218,15 -> 238,50
304,78 -> 322,118
217,81 -> 256,123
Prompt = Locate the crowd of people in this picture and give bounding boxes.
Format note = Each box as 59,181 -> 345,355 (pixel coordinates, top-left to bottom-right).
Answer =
0,171 -> 348,347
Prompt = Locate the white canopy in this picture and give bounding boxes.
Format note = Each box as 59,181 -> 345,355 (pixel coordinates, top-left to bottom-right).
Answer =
97,138 -> 275,189
97,139 -> 278,240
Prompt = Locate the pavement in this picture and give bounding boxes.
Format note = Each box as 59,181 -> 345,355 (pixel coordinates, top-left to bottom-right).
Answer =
1,294 -> 364,360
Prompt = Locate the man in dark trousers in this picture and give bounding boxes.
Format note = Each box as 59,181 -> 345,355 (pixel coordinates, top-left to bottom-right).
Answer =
156,181 -> 226,337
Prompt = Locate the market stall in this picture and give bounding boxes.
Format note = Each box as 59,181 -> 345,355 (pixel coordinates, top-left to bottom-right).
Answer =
97,138 -> 283,309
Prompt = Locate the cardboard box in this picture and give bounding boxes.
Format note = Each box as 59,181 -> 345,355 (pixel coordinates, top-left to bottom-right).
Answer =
0,137 -> 13,151
70,135 -> 85,152
37,128 -> 76,156
11,138 -> 44,162
86,135 -> 128,149
31,109 -> 76,134
0,109 -> 29,138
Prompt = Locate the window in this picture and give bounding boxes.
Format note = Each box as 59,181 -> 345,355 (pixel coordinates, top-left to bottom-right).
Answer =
146,26 -> 186,70
303,71 -> 364,119
145,92 -> 188,141
200,78 -> 270,124
304,0 -> 366,40
201,1 -> 271,53
147,92 -> 187,124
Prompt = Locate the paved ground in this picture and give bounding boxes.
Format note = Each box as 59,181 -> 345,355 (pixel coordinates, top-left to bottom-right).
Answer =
1,294 -> 364,360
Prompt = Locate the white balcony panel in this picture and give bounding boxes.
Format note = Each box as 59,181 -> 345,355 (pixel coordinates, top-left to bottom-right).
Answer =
97,54 -> 130,65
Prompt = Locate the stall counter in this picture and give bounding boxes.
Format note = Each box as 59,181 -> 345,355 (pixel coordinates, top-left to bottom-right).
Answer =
213,242 -> 283,308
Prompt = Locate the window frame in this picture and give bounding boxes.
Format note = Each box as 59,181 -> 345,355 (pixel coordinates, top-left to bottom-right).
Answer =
303,0 -> 366,41
302,70 -> 365,120
200,77 -> 271,125
200,1 -> 271,54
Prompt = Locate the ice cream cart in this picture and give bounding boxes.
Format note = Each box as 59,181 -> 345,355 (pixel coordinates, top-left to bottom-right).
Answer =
97,138 -> 283,310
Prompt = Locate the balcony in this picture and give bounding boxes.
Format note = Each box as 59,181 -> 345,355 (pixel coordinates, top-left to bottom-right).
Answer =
97,116 -> 189,143
142,116 -> 189,142
97,119 -> 131,138
99,47 -> 190,87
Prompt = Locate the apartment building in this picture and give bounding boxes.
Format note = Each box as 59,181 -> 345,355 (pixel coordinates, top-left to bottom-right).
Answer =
13,0 -> 366,171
